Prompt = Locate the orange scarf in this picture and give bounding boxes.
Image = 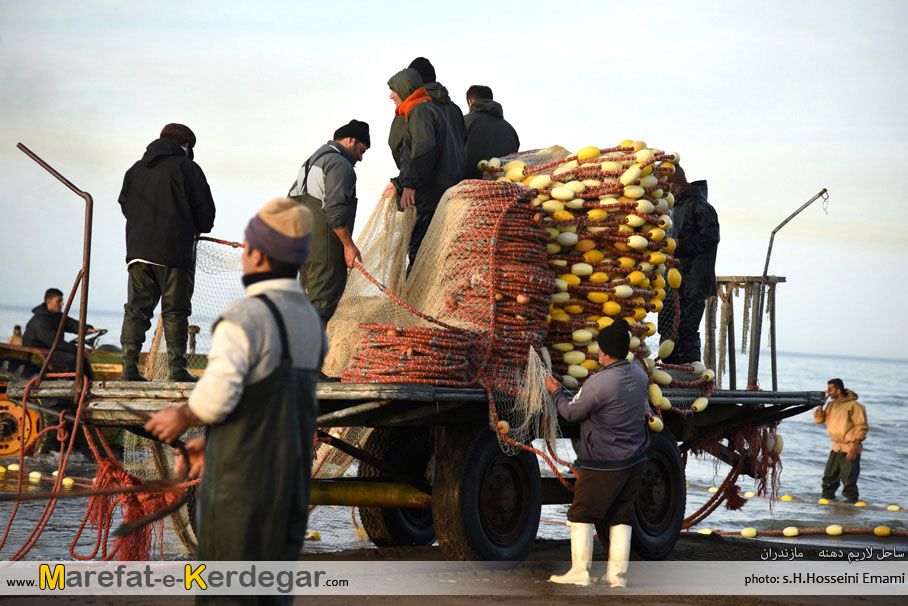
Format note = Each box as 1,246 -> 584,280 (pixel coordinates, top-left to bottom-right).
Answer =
395,87 -> 431,119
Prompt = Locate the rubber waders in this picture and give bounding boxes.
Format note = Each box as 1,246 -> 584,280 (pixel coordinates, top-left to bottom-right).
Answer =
604,524 -> 632,588
120,344 -> 147,382
549,521 -> 593,586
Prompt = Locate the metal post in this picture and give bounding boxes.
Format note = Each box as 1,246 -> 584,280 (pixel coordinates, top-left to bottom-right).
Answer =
726,287 -> 736,390
17,143 -> 93,399
750,189 -> 828,388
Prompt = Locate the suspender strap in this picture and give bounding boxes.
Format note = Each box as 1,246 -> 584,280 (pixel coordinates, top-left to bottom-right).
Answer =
287,148 -> 340,196
254,294 -> 291,365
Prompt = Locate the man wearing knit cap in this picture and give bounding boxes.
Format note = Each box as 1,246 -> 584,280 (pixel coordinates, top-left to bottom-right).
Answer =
384,67 -> 464,270
289,119 -> 369,346
118,123 -> 216,382
545,320 -> 650,588
146,198 -> 327,562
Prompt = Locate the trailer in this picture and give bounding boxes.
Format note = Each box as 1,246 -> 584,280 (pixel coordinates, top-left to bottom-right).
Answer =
2,143 -> 827,561
6,363 -> 824,561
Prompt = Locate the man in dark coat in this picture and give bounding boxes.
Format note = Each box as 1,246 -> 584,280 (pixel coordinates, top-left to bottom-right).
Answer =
146,198 -> 326,568
463,85 -> 520,179
388,57 -> 466,171
23,287 -> 98,372
658,164 -> 720,364
383,68 -> 464,269
118,123 -> 216,382
288,120 -> 368,333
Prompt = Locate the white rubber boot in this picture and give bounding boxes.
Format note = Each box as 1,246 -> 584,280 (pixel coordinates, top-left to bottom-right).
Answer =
549,522 -> 593,585
604,524 -> 632,588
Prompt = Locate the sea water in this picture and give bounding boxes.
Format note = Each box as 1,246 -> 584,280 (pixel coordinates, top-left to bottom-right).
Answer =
2,303 -> 906,558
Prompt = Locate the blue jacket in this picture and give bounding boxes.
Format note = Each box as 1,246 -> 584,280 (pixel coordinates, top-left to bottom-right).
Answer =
553,360 -> 650,470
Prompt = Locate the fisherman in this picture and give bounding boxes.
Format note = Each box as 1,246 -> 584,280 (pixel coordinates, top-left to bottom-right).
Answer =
545,321 -> 650,588
463,85 -> 520,179
118,123 -> 216,382
388,57 -> 466,170
288,120 -> 367,338
23,288 -> 98,372
815,378 -> 868,503
145,197 -> 326,563
657,163 -> 719,364
383,68 -> 464,270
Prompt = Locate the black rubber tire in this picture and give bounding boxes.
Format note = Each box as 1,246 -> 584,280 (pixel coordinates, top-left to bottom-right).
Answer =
629,429 -> 686,560
433,426 -> 541,561
357,427 -> 436,547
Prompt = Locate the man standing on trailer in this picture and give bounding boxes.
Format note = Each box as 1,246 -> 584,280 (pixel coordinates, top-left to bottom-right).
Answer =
288,120 -> 368,335
118,123 -> 216,382
545,321 -> 650,588
658,163 -> 719,364
463,85 -> 520,179
146,197 -> 327,562
384,68 -> 463,270
815,377 -> 868,503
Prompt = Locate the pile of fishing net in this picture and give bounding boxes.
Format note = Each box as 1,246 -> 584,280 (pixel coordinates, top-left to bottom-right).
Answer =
329,158 -> 569,452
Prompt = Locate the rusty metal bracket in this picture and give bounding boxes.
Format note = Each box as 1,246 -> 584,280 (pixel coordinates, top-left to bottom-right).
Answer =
17,143 -> 94,401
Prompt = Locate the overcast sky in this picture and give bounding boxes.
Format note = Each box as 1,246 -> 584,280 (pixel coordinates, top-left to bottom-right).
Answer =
1,0 -> 906,361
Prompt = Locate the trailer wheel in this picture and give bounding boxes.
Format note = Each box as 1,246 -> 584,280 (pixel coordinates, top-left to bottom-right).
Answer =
357,427 -> 435,547
433,426 -> 541,561
628,429 -> 685,560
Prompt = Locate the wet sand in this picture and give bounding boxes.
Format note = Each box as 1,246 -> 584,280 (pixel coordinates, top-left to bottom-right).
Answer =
5,534 -> 904,605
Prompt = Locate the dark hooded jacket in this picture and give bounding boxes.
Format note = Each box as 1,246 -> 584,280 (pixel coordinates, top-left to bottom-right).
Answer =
463,99 -> 520,179
388,81 -> 466,170
23,304 -> 92,354
118,138 -> 216,269
388,69 -> 464,214
670,180 -> 719,299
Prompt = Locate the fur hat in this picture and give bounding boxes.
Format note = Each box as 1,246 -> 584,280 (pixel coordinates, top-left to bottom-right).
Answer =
333,119 -> 370,147
245,198 -> 313,265
160,123 -> 196,147
597,321 -> 631,359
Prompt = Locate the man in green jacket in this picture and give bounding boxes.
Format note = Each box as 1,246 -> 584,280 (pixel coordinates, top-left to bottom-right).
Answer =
463,85 -> 520,179
383,68 -> 463,269
388,57 -> 466,171
288,120 -> 368,333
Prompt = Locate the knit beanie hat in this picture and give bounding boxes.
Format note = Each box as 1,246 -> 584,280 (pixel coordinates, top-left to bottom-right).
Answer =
408,57 -> 436,84
597,321 -> 631,359
245,198 -> 313,266
333,119 -> 371,147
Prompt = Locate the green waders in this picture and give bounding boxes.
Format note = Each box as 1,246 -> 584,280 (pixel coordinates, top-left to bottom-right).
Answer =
196,295 -> 317,568
293,194 -> 348,327
120,262 -> 195,381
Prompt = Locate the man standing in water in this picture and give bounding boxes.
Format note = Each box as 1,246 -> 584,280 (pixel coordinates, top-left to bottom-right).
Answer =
815,378 -> 868,503
146,198 -> 326,562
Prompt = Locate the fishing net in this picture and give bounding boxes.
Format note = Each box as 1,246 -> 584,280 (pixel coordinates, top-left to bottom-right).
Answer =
142,238 -> 246,381
331,170 -> 569,455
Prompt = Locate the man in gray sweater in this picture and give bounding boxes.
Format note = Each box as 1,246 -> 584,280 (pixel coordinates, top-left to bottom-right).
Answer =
546,321 -> 650,587
288,120 -> 369,334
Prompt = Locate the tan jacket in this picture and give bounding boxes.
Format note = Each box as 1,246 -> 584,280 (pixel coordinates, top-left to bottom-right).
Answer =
814,389 -> 868,453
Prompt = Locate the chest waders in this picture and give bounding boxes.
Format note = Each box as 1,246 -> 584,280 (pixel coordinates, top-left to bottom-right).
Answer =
290,149 -> 348,327
196,294 -> 317,561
